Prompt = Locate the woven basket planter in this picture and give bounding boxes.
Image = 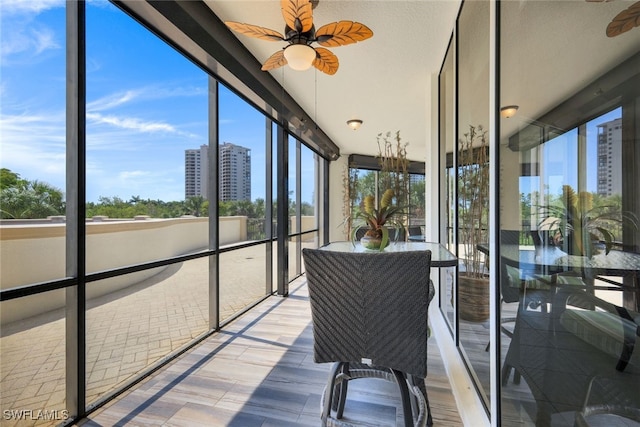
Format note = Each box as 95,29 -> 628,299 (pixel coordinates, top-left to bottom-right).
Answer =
458,273 -> 490,322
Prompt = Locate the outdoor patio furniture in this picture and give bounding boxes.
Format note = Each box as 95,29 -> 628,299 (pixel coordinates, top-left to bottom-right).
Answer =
302,247 -> 435,426
502,275 -> 640,426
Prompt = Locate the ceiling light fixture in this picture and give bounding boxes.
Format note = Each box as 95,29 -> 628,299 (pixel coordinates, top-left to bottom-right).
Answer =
283,44 -> 316,71
347,119 -> 363,130
225,0 -> 373,75
500,105 -> 519,119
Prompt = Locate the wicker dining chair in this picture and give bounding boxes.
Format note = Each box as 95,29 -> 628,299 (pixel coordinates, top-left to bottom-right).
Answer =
302,248 -> 435,427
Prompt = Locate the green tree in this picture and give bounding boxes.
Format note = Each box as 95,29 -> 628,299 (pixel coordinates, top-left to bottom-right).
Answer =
0,178 -> 65,219
185,196 -> 206,217
0,168 -> 22,190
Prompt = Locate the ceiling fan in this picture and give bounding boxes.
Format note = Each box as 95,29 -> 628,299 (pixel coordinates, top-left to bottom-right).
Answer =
225,0 -> 373,75
587,0 -> 640,37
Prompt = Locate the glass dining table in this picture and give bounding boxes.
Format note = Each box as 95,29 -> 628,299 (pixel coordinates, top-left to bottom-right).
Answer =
319,241 -> 458,268
478,242 -> 640,310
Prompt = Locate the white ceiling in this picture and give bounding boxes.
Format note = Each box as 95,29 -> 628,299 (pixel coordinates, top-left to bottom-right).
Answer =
205,0 -> 461,161
204,0 -> 640,161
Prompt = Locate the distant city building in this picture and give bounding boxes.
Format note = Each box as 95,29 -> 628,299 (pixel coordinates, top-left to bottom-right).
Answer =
596,118 -> 622,197
184,143 -> 251,201
219,142 -> 251,202
184,145 -> 208,198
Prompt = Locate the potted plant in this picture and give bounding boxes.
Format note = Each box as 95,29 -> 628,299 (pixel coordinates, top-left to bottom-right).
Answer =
342,130 -> 411,242
537,184 -> 638,258
457,124 -> 490,322
351,189 -> 405,251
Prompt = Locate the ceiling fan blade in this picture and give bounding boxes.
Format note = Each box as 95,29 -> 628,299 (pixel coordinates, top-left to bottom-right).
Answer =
281,0 -> 314,34
225,22 -> 284,41
312,47 -> 339,75
315,21 -> 374,47
606,1 -> 640,37
261,50 -> 287,71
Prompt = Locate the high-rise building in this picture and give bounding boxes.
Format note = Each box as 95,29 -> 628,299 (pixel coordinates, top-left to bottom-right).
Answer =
596,118 -> 622,197
219,142 -> 251,201
184,145 -> 208,199
184,143 -> 251,201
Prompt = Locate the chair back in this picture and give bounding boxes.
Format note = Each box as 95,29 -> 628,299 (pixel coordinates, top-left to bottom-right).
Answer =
302,248 -> 433,378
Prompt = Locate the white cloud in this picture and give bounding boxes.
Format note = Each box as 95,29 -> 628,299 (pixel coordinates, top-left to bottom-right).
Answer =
0,112 -> 66,189
86,86 -> 206,112
0,112 -> 66,144
87,90 -> 142,112
31,27 -> 60,54
1,25 -> 61,60
1,0 -> 63,60
1,0 -> 64,15
87,113 -> 176,133
119,170 -> 152,180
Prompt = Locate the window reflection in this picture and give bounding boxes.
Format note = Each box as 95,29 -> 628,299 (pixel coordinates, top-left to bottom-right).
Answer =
499,1 -> 640,424
457,0 -> 491,410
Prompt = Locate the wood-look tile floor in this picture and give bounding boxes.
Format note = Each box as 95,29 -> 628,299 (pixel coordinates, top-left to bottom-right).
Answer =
80,277 -> 463,426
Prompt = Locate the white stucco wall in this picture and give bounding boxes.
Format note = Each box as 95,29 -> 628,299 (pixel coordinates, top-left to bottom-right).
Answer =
0,216 -> 248,324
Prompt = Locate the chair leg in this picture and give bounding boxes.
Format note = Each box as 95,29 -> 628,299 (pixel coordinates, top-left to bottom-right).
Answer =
409,375 -> 432,427
335,363 -> 349,418
322,362 -> 343,425
502,364 -> 512,386
391,369 -> 414,427
423,384 -> 433,427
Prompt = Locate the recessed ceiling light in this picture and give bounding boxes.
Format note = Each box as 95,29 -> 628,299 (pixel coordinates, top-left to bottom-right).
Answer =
500,105 -> 519,119
347,119 -> 363,130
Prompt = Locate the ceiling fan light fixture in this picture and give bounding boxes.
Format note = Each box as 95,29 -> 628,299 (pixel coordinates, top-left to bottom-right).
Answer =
500,105 -> 519,119
283,44 -> 316,71
347,119 -> 363,130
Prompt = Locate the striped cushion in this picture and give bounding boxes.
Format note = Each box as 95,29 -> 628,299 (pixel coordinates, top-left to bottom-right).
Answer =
560,308 -> 640,370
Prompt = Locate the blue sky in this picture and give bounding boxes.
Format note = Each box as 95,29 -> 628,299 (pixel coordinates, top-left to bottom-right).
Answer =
1,0 -> 315,203
519,107 -> 621,199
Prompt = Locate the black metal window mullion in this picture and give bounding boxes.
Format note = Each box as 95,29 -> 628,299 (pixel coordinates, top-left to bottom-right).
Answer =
322,157 -> 330,246
208,77 -> 220,330
277,126 -> 289,296
265,117 -> 274,295
295,140 -> 302,276
65,0 -> 86,422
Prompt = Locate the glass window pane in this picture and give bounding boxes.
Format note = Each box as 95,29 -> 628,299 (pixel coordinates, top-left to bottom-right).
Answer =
219,86 -> 268,245
408,174 -> 425,230
1,289 -> 68,425
439,36 -> 455,329
348,169 -> 377,239
86,1 -> 208,270
86,258 -> 209,404
288,235 -> 300,282
300,145 -> 317,232
457,0 -> 491,408
219,245 -> 268,323
499,1 -> 640,425
287,137 -> 300,278
1,2 -> 67,283
288,135 -> 298,237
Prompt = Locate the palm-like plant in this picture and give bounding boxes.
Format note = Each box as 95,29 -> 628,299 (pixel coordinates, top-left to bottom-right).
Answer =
538,185 -> 638,257
351,189 -> 405,250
